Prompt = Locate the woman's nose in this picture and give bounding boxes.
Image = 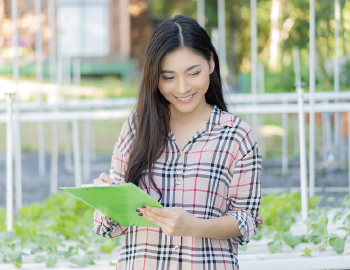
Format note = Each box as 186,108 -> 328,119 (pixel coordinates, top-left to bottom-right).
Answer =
177,77 -> 191,94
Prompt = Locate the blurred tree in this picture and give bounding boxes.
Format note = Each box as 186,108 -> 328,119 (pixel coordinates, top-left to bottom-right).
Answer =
0,0 -> 4,54
149,0 -> 350,92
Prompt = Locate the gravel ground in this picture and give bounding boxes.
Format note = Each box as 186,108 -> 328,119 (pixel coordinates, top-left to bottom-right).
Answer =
0,152 -> 348,208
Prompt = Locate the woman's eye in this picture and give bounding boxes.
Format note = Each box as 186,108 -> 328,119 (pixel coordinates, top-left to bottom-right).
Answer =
190,71 -> 200,77
163,76 -> 174,81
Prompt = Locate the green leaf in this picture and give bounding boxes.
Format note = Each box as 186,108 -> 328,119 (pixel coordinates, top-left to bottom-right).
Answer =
109,261 -> 117,266
329,236 -> 346,254
101,239 -> 117,254
45,254 -> 58,268
238,245 -> 248,251
308,196 -> 321,209
301,247 -> 312,257
283,233 -> 301,249
268,240 -> 282,253
69,255 -> 89,267
34,234 -> 49,246
34,255 -> 45,263
8,250 -> 22,267
0,231 -> 17,242
253,233 -> 262,241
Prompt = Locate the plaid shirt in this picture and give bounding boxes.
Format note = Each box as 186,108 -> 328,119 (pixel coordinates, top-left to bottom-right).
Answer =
94,106 -> 263,270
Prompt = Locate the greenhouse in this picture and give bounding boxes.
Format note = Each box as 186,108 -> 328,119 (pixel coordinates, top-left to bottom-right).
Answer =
0,0 -> 350,269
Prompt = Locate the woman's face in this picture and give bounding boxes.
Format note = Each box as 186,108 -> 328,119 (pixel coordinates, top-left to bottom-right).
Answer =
158,47 -> 215,117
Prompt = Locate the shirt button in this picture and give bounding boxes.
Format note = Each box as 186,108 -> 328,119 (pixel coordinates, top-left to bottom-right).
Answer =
175,179 -> 181,185
174,245 -> 180,251
178,150 -> 182,156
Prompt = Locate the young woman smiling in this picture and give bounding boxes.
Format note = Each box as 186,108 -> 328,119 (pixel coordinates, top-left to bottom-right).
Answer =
93,15 -> 263,270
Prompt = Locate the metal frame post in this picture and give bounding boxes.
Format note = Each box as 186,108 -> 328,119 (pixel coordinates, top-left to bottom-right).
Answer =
72,120 -> 82,187
334,0 -> 340,161
251,0 -> 258,141
294,49 -> 308,233
5,93 -> 14,231
35,0 -> 46,177
197,0 -> 205,29
218,0 -> 227,82
309,0 -> 316,197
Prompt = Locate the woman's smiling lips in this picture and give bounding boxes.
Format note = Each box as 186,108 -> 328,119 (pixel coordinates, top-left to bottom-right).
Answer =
175,92 -> 197,103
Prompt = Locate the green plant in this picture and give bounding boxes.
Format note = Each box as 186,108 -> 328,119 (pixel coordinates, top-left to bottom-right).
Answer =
0,231 -> 23,267
0,192 -> 122,268
257,193 -> 349,255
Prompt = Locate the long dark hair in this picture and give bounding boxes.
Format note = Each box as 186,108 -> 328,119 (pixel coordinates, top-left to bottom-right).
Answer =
125,15 -> 228,200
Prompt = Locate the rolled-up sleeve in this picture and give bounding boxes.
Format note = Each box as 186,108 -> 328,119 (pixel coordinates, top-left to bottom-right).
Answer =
93,116 -> 135,238
224,129 -> 263,246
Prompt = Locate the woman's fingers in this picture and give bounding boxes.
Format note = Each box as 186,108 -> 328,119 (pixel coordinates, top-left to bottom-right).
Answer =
93,172 -> 118,184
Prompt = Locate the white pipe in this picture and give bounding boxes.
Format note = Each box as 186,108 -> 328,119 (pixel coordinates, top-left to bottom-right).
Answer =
2,105 -> 350,123
322,111 -> 328,162
250,0 -> 258,141
197,0 -> 205,28
334,0 -> 341,162
294,49 -> 308,233
64,122 -> 73,172
218,0 -> 227,82
11,0 -> 22,210
83,120 -> 91,182
297,86 -> 308,233
73,58 -> 81,96
339,113 -> 345,165
282,104 -> 288,175
2,92 -> 350,112
50,122 -> 58,193
90,122 -> 97,161
72,120 -> 82,187
309,0 -> 316,197
258,62 -> 265,94
334,0 -> 340,94
6,93 -> 14,231
13,111 -> 22,210
35,0 -> 45,177
48,0 -> 56,84
294,115 -> 299,155
348,111 -> 350,195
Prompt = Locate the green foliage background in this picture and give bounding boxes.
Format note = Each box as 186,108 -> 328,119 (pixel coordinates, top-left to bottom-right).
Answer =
149,0 -> 350,92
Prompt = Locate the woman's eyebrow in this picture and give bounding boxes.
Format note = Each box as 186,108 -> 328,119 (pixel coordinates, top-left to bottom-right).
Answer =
161,64 -> 201,74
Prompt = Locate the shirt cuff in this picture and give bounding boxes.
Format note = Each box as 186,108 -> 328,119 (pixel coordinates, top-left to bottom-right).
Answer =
224,210 -> 257,245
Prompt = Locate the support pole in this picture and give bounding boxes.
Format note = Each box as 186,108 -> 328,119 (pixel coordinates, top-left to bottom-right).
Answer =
309,0 -> 316,197
250,0 -> 258,141
35,0 -> 45,177
197,0 -> 205,29
5,93 -> 14,231
83,120 -> 91,182
282,102 -> 289,175
218,0 -> 227,82
12,0 -> 22,210
294,49 -> 308,233
50,120 -> 58,193
334,0 -> 340,161
72,120 -> 82,187
348,111 -> 350,195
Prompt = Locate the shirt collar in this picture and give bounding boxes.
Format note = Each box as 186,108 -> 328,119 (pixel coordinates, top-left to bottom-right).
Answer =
166,105 -> 222,141
205,105 -> 222,133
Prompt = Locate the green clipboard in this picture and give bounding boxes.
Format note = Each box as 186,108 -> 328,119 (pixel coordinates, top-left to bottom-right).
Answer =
60,183 -> 163,227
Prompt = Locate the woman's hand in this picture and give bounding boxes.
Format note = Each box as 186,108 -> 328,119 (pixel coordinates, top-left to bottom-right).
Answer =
137,206 -> 197,237
93,172 -> 123,184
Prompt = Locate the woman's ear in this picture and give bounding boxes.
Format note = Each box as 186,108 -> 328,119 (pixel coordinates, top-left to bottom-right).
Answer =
209,52 -> 215,74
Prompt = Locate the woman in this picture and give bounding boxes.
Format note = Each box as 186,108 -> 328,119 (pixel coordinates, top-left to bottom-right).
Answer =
93,14 -> 262,270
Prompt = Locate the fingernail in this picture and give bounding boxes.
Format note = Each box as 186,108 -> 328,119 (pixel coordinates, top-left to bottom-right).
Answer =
138,213 -> 143,216
141,205 -> 147,208
135,209 -> 140,212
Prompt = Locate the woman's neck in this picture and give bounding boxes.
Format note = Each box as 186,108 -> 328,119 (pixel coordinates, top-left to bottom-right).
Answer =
169,103 -> 213,124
